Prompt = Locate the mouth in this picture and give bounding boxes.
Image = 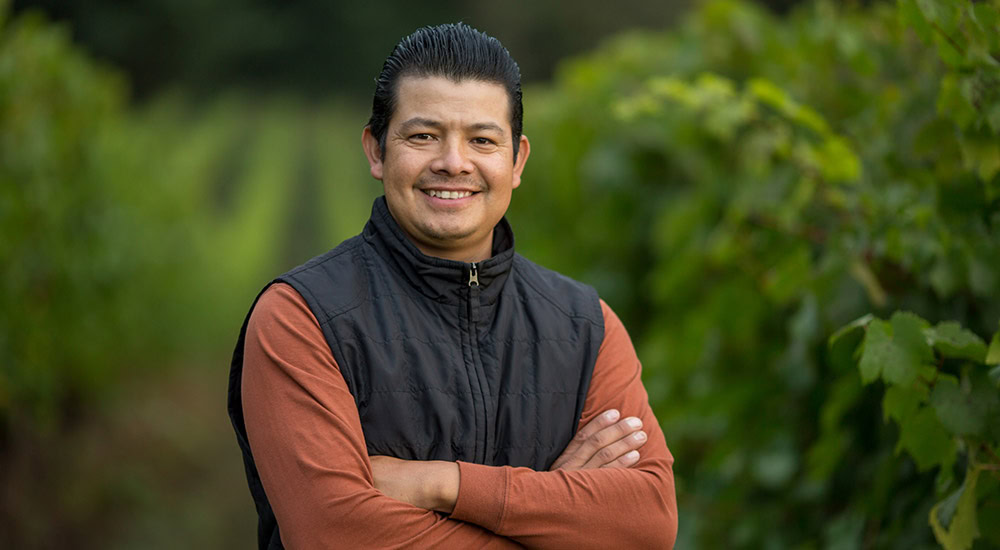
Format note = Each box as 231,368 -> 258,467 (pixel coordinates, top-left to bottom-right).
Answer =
421,189 -> 478,200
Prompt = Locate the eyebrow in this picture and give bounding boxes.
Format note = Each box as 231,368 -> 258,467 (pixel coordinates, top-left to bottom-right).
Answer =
468,122 -> 505,135
398,117 -> 506,136
398,117 -> 443,133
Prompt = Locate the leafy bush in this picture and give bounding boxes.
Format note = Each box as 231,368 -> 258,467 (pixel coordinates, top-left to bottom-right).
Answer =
511,0 -> 1000,547
0,8 -> 198,434
0,4 -> 379,439
0,6 -> 378,544
833,312 -> 1000,550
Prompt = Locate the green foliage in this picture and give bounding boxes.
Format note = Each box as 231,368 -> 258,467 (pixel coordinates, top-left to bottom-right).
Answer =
0,5 -> 378,435
4,0 -> 999,547
930,464 -> 981,550
837,312 -> 1000,550
988,327 -> 1000,366
858,312 -> 935,387
0,8 -> 377,546
511,0 -> 1000,547
0,9 -> 194,430
899,0 -> 1000,147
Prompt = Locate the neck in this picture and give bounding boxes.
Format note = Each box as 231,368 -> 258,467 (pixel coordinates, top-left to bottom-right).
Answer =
410,232 -> 493,263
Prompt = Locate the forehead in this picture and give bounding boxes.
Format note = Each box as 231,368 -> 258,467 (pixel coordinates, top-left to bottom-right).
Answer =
391,76 -> 511,131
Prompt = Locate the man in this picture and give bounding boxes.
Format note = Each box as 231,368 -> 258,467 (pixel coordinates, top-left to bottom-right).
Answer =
228,23 -> 677,549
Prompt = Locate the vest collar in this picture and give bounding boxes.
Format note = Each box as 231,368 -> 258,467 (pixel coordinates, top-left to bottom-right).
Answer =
363,196 -> 515,304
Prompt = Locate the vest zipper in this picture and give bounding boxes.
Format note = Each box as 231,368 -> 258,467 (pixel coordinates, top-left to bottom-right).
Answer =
468,262 -> 479,286
465,261 -> 490,463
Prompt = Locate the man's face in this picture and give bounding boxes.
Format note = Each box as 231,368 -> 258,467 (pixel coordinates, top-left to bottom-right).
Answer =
362,76 -> 530,262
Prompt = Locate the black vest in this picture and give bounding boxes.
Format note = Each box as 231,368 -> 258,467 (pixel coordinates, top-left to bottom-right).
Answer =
228,197 -> 604,549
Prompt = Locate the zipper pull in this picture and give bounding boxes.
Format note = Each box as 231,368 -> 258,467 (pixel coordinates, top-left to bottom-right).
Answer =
468,262 -> 479,286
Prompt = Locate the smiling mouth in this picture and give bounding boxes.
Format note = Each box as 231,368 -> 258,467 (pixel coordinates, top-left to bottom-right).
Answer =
422,189 -> 476,200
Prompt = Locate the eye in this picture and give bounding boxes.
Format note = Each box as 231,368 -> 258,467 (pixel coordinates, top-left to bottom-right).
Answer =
471,137 -> 496,146
410,133 -> 434,141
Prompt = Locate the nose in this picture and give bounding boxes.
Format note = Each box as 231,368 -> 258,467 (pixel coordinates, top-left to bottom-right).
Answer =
429,138 -> 474,177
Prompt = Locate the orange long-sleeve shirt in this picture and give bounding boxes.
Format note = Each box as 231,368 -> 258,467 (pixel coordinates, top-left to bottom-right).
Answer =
242,282 -> 677,549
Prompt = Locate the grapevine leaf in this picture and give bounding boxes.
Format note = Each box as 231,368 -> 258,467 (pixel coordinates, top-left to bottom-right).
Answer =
882,383 -> 927,424
933,483 -> 963,539
891,312 -> 933,360
929,466 -> 981,550
986,329 -> 1000,366
967,369 -> 1000,441
859,320 -> 892,384
895,406 -> 955,472
925,321 -> 987,362
859,312 -> 934,386
930,377 -> 983,436
828,313 -> 874,348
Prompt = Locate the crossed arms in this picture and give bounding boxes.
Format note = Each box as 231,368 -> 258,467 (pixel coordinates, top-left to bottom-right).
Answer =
242,283 -> 678,549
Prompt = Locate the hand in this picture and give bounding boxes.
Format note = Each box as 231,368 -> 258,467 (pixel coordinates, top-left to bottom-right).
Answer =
370,455 -> 460,513
549,409 -> 646,471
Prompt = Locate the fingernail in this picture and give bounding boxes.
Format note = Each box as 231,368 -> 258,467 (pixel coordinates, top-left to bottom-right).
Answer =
626,450 -> 640,461
634,431 -> 646,441
605,410 -> 620,421
626,417 -> 642,429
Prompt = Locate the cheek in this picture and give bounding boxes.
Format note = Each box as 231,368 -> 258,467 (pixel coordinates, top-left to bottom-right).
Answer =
486,167 -> 516,191
385,154 -> 427,184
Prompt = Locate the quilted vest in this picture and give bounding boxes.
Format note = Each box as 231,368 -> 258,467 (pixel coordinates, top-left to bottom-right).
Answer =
228,196 -> 604,549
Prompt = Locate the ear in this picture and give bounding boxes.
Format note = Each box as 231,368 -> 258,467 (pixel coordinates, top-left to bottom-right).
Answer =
362,126 -> 384,180
511,134 -> 530,190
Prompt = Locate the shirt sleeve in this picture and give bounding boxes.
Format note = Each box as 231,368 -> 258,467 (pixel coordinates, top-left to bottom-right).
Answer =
450,299 -> 679,549
241,282 -> 522,549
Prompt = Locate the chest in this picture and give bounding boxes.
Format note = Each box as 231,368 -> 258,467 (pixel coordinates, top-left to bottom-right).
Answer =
328,287 -> 598,470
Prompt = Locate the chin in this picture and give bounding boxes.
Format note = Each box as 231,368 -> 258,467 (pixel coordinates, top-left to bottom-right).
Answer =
424,228 -> 477,243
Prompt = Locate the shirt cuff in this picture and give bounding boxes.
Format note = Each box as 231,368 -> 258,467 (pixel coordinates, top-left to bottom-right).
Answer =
450,461 -> 509,533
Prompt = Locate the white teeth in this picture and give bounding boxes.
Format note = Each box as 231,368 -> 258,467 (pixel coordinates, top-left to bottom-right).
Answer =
426,189 -> 474,199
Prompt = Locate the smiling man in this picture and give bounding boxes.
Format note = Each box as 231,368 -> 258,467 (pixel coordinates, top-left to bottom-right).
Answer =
228,23 -> 677,549
369,76 -> 523,263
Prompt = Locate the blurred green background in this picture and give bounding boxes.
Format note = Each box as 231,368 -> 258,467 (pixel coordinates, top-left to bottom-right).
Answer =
3,0 -> 999,548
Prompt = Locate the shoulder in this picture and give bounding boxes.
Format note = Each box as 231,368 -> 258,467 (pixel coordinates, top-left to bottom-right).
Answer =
596,298 -> 635,358
247,282 -> 320,341
276,235 -> 370,324
282,234 -> 366,283
511,253 -> 604,328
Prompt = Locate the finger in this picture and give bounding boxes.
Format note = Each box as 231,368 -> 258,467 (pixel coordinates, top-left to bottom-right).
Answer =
551,409 -> 621,469
575,416 -> 642,462
585,429 -> 647,469
576,409 -> 621,442
600,449 -> 641,469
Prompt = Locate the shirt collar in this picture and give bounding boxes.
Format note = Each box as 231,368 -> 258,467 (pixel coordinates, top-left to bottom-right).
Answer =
363,196 -> 515,305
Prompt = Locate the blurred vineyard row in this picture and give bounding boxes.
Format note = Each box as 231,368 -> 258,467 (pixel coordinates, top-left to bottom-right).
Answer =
0,8 -> 380,546
0,12 -> 382,432
3,0 -> 1000,548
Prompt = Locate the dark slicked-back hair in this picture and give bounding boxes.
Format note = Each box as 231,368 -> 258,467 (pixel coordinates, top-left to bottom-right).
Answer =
367,23 -> 523,161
